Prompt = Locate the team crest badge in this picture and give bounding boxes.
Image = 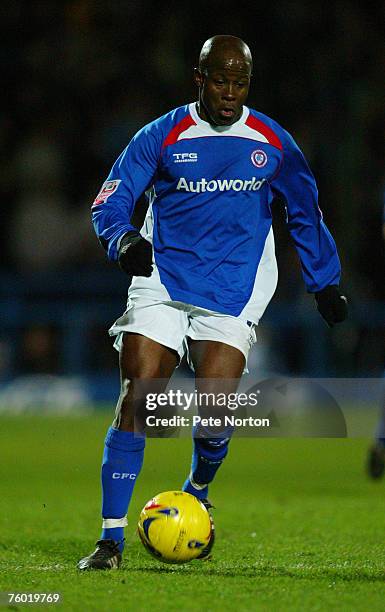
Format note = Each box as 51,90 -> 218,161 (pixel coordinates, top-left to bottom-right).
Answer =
251,150 -> 268,168
93,179 -> 121,206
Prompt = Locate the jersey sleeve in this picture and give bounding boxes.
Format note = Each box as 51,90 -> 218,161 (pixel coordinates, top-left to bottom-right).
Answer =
91,121 -> 162,261
271,130 -> 341,292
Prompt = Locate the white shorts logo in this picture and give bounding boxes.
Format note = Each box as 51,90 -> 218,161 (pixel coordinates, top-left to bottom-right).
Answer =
251,150 -> 268,168
93,179 -> 121,206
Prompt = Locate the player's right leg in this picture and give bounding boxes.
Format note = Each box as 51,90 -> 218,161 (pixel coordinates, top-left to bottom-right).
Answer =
77,333 -> 178,570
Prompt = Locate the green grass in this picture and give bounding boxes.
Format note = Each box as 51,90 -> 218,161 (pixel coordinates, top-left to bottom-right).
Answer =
1,413 -> 385,611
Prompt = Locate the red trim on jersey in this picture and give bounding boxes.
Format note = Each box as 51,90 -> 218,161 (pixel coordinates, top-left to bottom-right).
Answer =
245,114 -> 283,150
162,114 -> 196,149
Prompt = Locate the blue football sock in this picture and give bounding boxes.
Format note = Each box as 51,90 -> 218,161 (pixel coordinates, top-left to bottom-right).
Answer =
182,477 -> 209,500
182,424 -> 233,500
100,427 -> 145,552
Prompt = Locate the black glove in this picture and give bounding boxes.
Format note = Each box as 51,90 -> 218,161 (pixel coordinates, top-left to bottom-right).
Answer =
315,285 -> 348,327
118,231 -> 153,277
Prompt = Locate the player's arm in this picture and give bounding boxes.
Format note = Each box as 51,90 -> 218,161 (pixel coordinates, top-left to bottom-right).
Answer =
271,130 -> 347,326
91,122 -> 162,276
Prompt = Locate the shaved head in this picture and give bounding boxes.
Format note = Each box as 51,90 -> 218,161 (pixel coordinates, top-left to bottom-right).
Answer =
199,35 -> 252,74
194,35 -> 252,126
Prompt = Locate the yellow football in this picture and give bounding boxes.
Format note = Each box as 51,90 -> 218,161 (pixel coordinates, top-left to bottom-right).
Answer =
138,490 -> 214,564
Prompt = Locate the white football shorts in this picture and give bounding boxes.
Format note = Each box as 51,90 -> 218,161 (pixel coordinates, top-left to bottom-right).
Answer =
109,295 -> 257,372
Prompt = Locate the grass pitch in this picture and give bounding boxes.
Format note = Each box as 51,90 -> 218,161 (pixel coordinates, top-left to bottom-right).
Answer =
1,413 -> 385,611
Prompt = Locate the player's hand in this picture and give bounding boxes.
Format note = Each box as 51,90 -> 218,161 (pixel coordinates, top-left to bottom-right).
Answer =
315,285 -> 348,327
118,231 -> 153,277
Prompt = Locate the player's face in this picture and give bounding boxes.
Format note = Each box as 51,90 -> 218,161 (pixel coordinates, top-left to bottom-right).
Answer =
195,59 -> 251,126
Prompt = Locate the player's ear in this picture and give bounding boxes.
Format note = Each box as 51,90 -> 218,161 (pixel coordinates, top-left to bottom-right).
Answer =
193,67 -> 204,88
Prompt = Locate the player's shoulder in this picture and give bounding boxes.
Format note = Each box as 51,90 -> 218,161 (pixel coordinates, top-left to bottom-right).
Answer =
135,104 -> 192,141
247,107 -> 297,152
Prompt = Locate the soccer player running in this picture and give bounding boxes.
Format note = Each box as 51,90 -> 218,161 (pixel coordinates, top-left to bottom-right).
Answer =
78,35 -> 347,570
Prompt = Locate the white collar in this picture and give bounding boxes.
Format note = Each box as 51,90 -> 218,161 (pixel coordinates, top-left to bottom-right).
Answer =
189,102 -> 248,133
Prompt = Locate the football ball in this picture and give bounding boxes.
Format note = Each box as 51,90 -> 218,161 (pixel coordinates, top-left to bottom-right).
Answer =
138,490 -> 214,564
138,491 -> 214,564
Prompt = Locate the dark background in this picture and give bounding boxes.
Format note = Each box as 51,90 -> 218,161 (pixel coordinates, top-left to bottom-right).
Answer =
1,0 -> 384,383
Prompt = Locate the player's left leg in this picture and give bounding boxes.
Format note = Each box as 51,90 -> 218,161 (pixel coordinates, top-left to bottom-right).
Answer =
182,340 -> 245,500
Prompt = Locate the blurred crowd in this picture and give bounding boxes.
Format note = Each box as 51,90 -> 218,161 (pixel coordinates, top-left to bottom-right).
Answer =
1,1 -> 384,378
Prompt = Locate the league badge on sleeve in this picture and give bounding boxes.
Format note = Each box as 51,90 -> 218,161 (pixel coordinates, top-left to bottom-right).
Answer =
93,179 -> 121,206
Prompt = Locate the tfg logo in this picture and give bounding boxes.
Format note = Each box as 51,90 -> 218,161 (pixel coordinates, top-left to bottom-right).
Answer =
173,153 -> 198,163
112,472 -> 137,480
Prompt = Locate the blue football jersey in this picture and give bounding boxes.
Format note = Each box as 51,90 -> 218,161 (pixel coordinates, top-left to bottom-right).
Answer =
92,103 -> 341,320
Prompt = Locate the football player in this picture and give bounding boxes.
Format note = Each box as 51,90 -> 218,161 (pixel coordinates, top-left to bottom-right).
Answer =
78,35 -> 347,570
